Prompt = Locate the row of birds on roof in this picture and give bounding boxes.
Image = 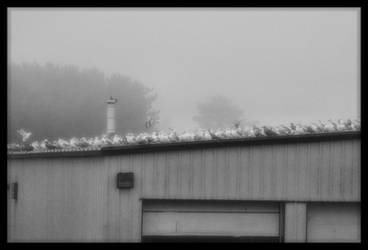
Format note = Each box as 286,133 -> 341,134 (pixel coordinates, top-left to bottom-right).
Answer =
8,118 -> 360,152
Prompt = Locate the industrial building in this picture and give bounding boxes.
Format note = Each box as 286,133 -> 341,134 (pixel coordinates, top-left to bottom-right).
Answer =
7,130 -> 360,242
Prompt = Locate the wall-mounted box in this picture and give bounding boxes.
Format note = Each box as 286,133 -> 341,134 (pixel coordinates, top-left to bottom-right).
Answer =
117,172 -> 134,189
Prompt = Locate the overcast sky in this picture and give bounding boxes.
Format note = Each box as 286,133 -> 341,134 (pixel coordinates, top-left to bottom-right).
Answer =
9,8 -> 360,131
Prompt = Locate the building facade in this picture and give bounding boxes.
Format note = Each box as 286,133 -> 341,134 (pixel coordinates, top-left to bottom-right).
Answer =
7,132 -> 360,242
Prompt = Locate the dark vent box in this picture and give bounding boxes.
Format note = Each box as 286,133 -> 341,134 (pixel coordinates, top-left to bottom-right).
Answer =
117,172 -> 134,189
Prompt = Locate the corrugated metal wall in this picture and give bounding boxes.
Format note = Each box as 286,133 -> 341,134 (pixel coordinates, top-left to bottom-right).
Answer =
7,139 -> 360,241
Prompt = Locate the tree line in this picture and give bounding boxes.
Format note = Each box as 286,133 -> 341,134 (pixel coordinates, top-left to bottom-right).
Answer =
8,62 -> 159,142
8,62 -> 247,143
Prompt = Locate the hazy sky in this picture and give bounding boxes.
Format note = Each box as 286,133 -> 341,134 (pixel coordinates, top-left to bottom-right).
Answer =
9,8 -> 360,131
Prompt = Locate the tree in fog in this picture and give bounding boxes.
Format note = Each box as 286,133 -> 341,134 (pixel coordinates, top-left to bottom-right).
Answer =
193,96 -> 245,129
8,62 -> 159,142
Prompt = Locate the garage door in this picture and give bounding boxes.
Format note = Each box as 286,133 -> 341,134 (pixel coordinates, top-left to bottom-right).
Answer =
307,203 -> 360,242
142,200 -> 281,242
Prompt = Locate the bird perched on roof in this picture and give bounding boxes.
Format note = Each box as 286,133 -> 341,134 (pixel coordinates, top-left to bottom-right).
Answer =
69,137 -> 80,149
22,144 -> 34,151
325,120 -> 337,132
253,126 -> 266,137
17,128 -> 32,142
302,124 -> 315,134
336,119 -> 347,131
242,126 -> 255,137
167,129 -> 179,142
158,131 -> 170,143
352,119 -> 360,130
30,141 -> 42,151
262,126 -> 278,136
91,136 -> 103,147
149,131 -> 159,143
40,139 -> 57,150
343,118 -> 353,130
125,133 -> 136,144
76,137 -> 91,148
208,129 -> 221,140
178,131 -> 195,142
7,143 -> 21,152
314,120 -> 327,132
51,140 -> 63,150
112,134 -> 125,145
224,128 -> 239,139
310,122 -> 324,133
136,133 -> 150,144
101,134 -> 113,146
198,129 -> 211,141
274,125 -> 290,135
56,138 -> 70,149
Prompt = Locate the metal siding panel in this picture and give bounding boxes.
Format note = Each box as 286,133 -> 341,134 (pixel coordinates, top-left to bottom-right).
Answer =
286,144 -> 297,200
156,152 -> 166,198
284,203 -> 307,242
134,154 -> 144,241
332,142 -> 341,200
251,146 -> 260,199
143,153 -> 155,197
199,150 -> 206,197
262,146 -> 272,199
235,147 -> 241,198
118,155 -> 130,241
269,146 -> 277,199
310,142 -> 321,200
212,149 -> 219,199
275,145 -> 286,200
191,150 -> 202,199
223,149 -> 230,198
341,141 -> 350,200
216,148 -> 226,199
307,203 -> 360,242
176,152 -> 183,198
166,152 -> 176,198
204,149 -> 213,199
281,144 -> 290,200
257,146 -> 265,199
162,152 -> 169,197
184,151 -> 193,198
143,212 -> 279,237
227,148 -> 238,199
338,141 -> 345,200
329,142 -> 336,199
347,141 -> 355,197
239,146 -> 251,199
353,141 -> 360,200
319,142 -> 328,200
297,144 -> 308,200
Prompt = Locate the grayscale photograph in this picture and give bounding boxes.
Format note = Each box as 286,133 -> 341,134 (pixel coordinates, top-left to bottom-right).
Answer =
7,7 -> 361,242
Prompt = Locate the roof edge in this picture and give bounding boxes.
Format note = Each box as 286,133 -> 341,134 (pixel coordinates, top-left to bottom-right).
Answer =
8,131 -> 360,159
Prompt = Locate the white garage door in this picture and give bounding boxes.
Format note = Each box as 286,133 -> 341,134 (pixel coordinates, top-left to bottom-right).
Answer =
142,200 -> 280,242
307,203 -> 360,242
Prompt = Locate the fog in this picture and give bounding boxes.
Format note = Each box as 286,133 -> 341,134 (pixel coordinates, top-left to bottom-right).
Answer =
9,8 -> 360,132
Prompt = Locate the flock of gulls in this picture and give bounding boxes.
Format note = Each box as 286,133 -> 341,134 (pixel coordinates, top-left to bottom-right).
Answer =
7,118 -> 360,153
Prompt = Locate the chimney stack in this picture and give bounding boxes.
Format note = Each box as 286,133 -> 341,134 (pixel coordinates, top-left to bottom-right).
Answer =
106,96 -> 118,135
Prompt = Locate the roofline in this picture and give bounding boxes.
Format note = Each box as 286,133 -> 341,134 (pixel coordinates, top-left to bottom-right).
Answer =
7,131 -> 360,159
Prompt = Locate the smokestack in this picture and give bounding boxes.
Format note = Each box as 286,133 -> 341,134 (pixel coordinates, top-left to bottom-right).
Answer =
106,96 -> 118,135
